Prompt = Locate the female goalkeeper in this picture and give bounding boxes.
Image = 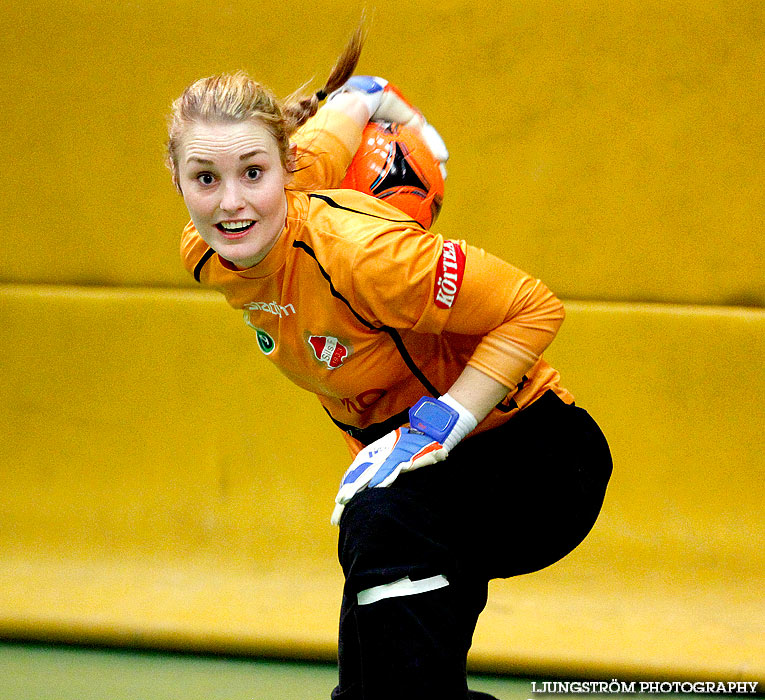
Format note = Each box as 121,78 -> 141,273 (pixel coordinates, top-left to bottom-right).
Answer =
166,27 -> 612,700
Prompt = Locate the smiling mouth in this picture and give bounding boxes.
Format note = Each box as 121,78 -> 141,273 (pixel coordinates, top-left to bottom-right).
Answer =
216,220 -> 255,238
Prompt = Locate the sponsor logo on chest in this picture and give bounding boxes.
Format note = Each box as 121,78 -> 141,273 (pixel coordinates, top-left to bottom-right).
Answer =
434,240 -> 466,309
243,300 -> 296,318
243,301 -> 295,336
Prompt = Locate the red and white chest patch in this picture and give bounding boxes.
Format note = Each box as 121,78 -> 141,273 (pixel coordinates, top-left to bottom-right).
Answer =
308,335 -> 349,369
434,240 -> 466,309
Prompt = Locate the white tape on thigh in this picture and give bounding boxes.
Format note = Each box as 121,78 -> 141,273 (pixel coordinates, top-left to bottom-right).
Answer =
357,574 -> 449,606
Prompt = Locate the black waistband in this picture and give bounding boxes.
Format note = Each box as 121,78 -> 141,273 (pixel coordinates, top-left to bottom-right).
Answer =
328,390 -> 568,447
326,407 -> 412,447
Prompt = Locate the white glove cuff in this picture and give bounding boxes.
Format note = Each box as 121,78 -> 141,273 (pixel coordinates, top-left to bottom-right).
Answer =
375,90 -> 422,127
421,123 -> 449,164
438,394 -> 478,451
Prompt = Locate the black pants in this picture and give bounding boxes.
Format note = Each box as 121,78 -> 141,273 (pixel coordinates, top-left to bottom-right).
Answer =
331,391 -> 613,700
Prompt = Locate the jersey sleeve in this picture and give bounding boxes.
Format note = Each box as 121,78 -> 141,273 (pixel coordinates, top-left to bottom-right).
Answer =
445,246 -> 565,390
347,228 -> 565,392
290,107 -> 363,190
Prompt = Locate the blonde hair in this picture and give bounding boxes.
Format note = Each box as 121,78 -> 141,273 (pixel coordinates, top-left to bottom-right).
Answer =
166,24 -> 365,190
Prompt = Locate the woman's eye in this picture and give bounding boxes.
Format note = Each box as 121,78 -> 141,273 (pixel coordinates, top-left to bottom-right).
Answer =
196,173 -> 215,186
245,167 -> 261,180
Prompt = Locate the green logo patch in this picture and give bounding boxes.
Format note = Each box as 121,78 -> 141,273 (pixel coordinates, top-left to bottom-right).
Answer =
256,329 -> 276,355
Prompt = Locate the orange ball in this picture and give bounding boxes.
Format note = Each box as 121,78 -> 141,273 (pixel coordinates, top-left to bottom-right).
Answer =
341,121 -> 445,229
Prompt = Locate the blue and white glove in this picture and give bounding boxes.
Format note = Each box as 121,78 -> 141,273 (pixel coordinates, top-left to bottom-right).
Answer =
328,75 -> 450,179
331,394 -> 477,526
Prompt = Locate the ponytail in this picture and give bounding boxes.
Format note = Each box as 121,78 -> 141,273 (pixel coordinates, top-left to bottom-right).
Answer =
282,20 -> 366,135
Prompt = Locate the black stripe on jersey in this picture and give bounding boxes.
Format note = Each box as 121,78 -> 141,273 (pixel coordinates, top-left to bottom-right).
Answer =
308,193 -> 425,229
193,247 -> 216,283
292,240 -> 440,398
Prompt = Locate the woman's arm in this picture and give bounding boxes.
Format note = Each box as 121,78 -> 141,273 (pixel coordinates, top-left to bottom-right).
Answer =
320,91 -> 372,129
331,235 -> 565,524
289,96 -> 368,190
445,365 -> 511,424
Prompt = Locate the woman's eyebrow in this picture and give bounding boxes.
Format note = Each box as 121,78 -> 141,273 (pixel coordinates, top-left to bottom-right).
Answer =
186,149 -> 266,165
239,149 -> 266,160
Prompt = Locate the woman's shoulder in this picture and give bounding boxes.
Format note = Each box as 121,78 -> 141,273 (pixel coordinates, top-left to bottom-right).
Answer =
294,189 -> 445,282
179,220 -> 211,277
300,189 -> 427,245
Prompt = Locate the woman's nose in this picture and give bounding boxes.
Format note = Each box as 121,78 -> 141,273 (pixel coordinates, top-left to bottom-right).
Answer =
219,180 -> 246,213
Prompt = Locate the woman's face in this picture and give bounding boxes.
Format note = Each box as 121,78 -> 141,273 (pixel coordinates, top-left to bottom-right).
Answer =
177,119 -> 290,269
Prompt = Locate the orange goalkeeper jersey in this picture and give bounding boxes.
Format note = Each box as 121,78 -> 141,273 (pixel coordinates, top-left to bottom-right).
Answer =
180,110 -> 573,454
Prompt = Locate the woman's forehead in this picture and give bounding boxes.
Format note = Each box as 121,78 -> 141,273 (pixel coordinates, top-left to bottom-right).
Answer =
181,120 -> 279,162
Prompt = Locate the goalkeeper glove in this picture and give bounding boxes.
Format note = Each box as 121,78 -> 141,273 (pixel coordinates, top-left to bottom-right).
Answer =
331,394 -> 477,526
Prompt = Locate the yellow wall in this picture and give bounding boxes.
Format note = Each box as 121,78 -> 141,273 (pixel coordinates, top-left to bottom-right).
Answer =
1,0 -> 763,305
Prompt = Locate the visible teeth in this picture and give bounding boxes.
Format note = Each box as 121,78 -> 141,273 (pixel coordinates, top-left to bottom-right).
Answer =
219,220 -> 254,232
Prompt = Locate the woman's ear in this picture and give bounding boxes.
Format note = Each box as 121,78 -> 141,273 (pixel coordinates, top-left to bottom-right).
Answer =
287,142 -> 298,173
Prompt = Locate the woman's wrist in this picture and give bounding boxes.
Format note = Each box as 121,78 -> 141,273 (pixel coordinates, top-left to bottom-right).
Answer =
437,393 -> 478,451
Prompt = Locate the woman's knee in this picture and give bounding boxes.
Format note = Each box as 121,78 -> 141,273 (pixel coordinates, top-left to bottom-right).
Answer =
337,486 -> 454,591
